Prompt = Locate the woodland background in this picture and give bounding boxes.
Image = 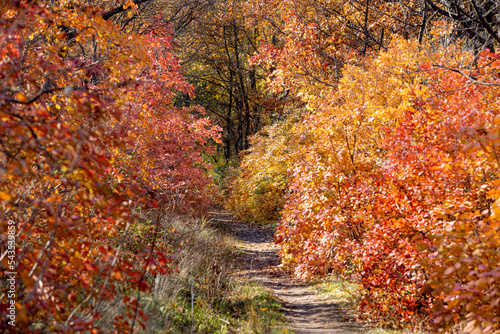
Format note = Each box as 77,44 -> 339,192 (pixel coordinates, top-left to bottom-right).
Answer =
1,0 -> 500,333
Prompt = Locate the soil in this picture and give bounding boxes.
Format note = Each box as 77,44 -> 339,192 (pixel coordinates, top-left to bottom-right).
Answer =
210,211 -> 366,334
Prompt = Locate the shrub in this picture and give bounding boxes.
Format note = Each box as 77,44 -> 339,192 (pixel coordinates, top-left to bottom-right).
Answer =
226,117 -> 297,224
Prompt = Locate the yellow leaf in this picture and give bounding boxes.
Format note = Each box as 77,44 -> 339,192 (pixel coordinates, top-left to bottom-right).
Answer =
16,92 -> 28,103
0,192 -> 12,201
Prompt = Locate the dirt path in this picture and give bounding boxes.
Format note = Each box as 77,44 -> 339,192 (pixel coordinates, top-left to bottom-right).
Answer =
211,211 -> 365,334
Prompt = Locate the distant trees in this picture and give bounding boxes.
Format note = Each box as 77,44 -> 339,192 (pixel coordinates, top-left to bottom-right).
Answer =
424,0 -> 500,51
99,0 -> 213,36
93,0 -> 280,160
175,0 -> 282,160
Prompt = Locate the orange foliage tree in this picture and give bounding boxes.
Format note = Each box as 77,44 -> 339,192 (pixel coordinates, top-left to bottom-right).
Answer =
0,1 -> 219,332
233,31 -> 500,329
228,0 -> 500,330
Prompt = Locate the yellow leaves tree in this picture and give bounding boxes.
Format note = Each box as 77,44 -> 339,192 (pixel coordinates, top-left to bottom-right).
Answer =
227,116 -> 298,223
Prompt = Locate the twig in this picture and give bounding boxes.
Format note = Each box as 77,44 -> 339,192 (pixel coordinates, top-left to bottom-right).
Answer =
0,86 -> 62,105
65,292 -> 93,327
470,0 -> 500,49
93,222 -> 130,316
130,210 -> 164,333
191,278 -> 194,334
433,64 -> 500,87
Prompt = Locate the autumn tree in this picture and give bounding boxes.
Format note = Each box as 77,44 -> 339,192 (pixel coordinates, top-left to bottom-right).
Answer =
174,0 -> 283,161
0,1 -> 219,332
424,0 -> 500,51
229,0 -> 500,330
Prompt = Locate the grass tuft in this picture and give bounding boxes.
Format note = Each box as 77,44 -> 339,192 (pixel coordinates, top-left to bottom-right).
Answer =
96,214 -> 290,333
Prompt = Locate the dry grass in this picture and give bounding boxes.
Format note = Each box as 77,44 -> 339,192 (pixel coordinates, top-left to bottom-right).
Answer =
95,212 -> 290,333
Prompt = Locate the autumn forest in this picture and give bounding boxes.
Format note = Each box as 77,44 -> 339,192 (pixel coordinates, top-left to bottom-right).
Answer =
1,0 -> 500,333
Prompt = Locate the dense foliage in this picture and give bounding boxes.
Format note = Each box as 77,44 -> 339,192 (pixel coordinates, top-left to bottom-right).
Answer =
226,117 -> 296,223
228,0 -> 500,331
2,0 -> 500,332
276,40 -> 500,330
0,1 -> 219,332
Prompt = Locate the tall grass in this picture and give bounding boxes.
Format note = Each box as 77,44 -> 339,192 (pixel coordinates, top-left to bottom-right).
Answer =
95,213 -> 290,333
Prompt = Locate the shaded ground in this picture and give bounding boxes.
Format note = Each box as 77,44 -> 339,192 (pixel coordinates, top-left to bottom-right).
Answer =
210,211 -> 365,334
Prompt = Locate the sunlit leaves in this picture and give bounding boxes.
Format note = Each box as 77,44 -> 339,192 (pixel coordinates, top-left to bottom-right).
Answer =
0,1 -> 219,332
244,33 -> 500,330
227,117 -> 297,223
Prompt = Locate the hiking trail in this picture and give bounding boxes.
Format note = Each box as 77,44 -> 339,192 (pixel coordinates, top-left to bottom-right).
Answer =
211,211 -> 366,334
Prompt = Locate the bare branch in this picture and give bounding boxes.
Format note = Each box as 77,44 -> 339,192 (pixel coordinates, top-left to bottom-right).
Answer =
433,64 -> 500,86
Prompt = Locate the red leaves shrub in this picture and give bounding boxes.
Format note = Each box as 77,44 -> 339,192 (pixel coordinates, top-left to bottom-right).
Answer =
0,1 -> 219,332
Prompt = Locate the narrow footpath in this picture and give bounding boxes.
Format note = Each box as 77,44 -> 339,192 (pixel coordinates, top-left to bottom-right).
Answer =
211,211 -> 366,334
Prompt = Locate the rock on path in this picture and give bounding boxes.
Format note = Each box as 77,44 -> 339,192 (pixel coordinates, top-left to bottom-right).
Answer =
210,211 -> 366,334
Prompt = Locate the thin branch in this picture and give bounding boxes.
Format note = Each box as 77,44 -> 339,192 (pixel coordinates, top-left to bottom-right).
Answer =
102,0 -> 152,21
470,0 -> 500,50
433,64 -> 500,86
65,292 -> 93,328
0,87 -> 62,105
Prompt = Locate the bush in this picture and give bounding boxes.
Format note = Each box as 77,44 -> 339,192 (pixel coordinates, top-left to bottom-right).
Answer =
226,117 -> 297,224
248,37 -> 500,331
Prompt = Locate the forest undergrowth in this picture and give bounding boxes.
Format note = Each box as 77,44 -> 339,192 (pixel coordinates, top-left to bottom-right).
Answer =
94,213 -> 290,334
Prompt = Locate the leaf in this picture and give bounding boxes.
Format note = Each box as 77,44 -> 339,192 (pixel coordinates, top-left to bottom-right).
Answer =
16,92 -> 28,103
0,192 -> 12,201
464,320 -> 478,333
444,267 -> 455,275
